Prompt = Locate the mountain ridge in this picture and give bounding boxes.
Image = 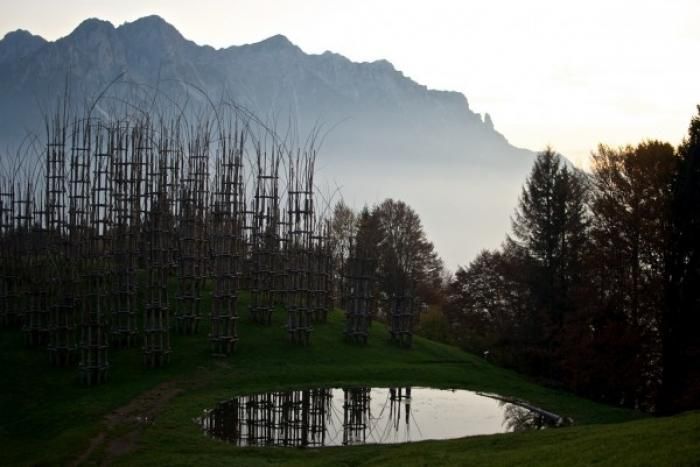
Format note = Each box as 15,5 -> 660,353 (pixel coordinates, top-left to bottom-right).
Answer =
0,14 -> 536,266
0,15 -> 516,159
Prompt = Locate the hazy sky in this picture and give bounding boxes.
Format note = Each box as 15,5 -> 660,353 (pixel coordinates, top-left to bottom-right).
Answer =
1,0 -> 699,166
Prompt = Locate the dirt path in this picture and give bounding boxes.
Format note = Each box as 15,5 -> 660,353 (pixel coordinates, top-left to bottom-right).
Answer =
73,381 -> 182,466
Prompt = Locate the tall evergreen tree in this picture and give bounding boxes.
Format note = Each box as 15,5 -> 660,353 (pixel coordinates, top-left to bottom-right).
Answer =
508,149 -> 589,329
507,148 -> 590,375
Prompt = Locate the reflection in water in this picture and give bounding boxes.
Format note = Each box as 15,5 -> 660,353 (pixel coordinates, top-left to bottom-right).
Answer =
502,403 -> 550,432
389,387 -> 411,429
342,387 -> 371,445
199,387 -> 568,447
201,389 -> 332,447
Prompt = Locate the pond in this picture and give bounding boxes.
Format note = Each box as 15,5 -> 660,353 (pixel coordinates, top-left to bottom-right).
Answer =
197,387 -> 571,447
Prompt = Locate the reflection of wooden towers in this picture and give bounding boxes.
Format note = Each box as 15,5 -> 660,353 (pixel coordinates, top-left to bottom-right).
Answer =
389,387 -> 412,432
202,389 -> 331,447
78,121 -> 112,385
176,128 -> 208,335
388,286 -> 418,348
209,130 -> 243,356
306,388 -> 330,446
143,122 -> 173,368
342,387 -> 371,445
343,239 -> 376,344
249,149 -> 281,325
272,390 -> 318,446
285,152 -> 315,344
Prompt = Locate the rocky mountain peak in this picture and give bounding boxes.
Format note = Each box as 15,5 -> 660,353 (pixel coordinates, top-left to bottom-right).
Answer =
0,29 -> 46,64
484,113 -> 494,130
2,29 -> 40,42
245,33 -> 301,54
69,17 -> 115,38
117,15 -> 185,43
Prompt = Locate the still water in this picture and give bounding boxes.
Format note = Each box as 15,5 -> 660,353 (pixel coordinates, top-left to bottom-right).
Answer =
197,387 -> 569,447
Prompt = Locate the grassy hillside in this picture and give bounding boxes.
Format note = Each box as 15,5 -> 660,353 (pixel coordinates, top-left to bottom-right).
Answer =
1,293 -> 696,466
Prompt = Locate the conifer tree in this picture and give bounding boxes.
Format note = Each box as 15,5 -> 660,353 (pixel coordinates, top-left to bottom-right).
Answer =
507,148 -> 589,374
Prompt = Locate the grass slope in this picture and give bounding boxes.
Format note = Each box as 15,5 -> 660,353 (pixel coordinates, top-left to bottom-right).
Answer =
0,294 -> 696,466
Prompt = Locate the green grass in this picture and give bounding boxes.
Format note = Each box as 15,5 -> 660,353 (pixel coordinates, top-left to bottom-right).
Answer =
122,410 -> 700,467
0,292 -> 697,466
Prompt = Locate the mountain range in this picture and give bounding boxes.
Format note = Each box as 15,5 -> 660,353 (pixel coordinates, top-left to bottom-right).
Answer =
0,15 -> 537,267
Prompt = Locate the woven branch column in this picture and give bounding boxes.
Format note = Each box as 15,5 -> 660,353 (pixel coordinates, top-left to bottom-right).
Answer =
209,133 -> 242,356
143,124 -> 172,368
176,130 -> 209,335
110,122 -> 138,348
342,239 -> 376,344
249,149 -> 280,326
78,122 -> 111,385
285,152 -> 315,345
388,284 -> 418,348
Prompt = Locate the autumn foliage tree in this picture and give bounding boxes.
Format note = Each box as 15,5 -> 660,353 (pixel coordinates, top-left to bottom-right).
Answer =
444,247 -> 529,364
659,107 -> 700,414
331,199 -> 444,307
444,133 -> 700,412
372,199 -> 443,301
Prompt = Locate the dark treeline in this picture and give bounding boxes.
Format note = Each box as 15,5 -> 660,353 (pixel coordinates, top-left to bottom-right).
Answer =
444,108 -> 700,414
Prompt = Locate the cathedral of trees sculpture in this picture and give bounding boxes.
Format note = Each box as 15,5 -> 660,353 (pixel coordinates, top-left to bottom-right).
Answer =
0,100 -> 362,384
